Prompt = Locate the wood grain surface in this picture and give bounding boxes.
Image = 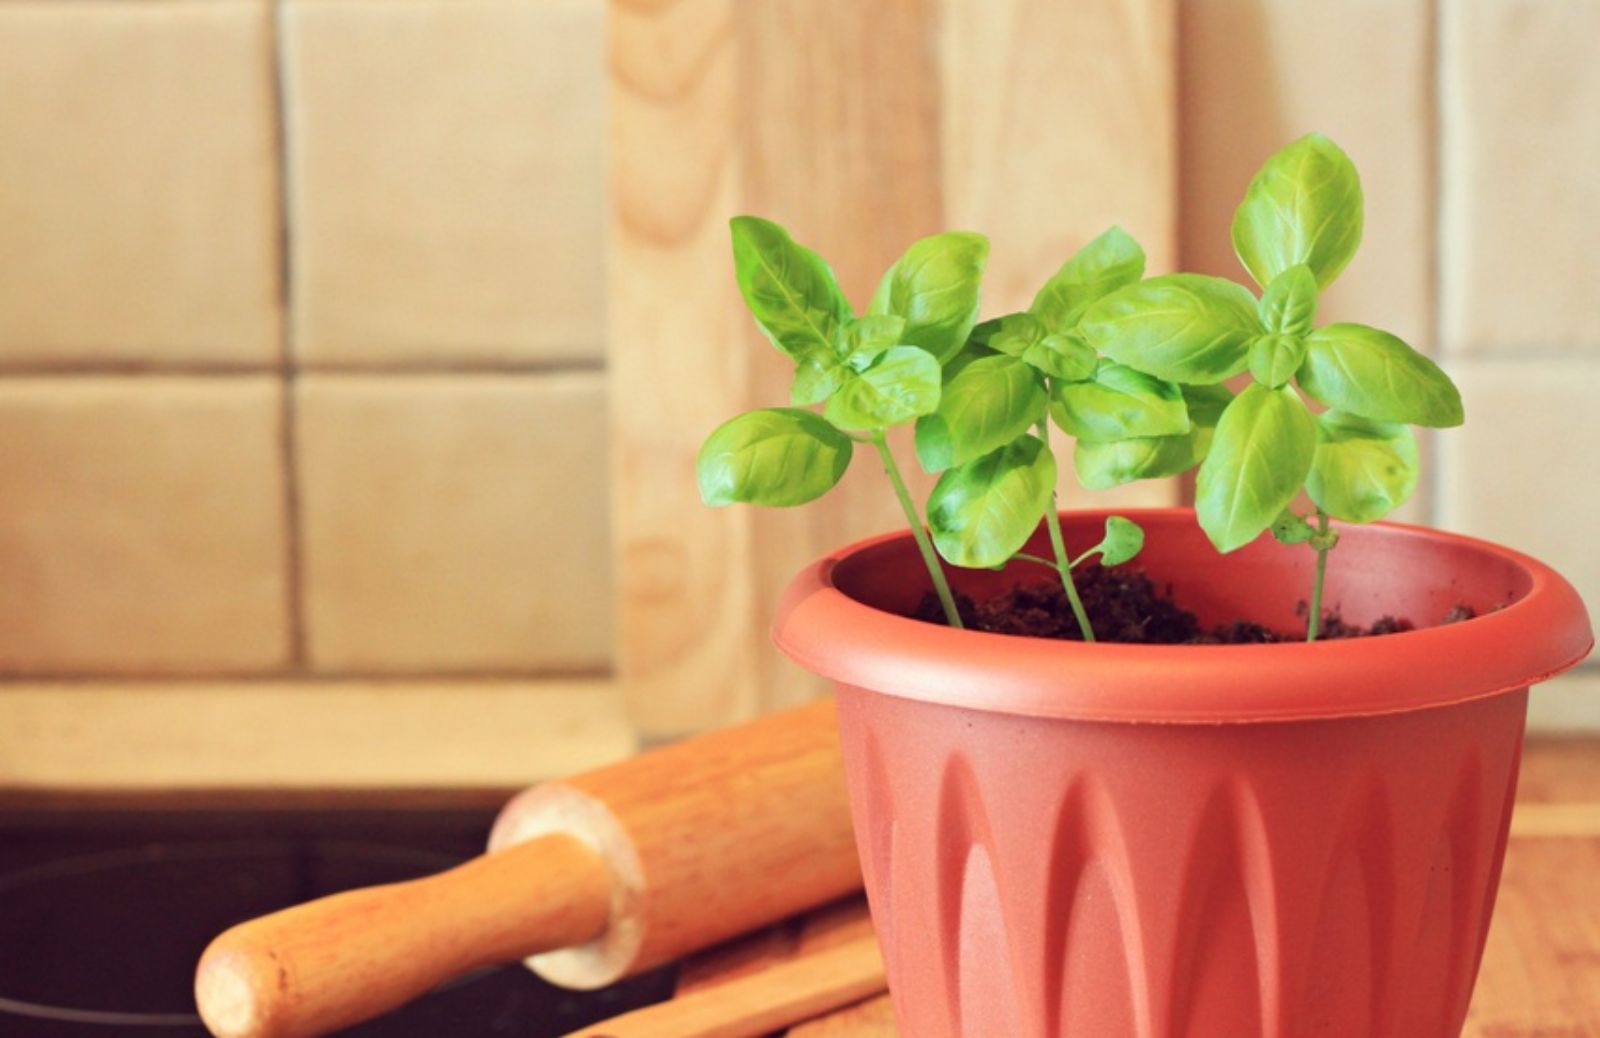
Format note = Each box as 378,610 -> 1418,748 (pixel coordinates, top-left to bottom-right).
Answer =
679,737 -> 1600,1036
608,0 -> 1178,739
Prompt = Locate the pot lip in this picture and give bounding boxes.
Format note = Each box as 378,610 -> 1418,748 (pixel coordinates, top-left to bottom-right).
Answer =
772,508 -> 1593,725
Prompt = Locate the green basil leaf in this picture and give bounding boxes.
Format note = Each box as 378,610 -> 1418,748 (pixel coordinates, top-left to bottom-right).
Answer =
1028,226 -> 1146,332
1183,383 -> 1234,465
1248,333 -> 1310,388
913,355 -> 1047,472
1074,433 -> 1199,489
730,216 -> 851,363
837,314 -> 907,371
966,314 -> 1012,350
1231,133 -> 1363,290
927,435 -> 1056,567
1023,332 -> 1098,381
1258,264 -> 1318,336
1081,274 -> 1262,384
794,314 -> 909,404
912,416 -> 955,474
1050,362 -> 1190,443
697,408 -> 854,507
824,346 -> 942,431
1182,383 -> 1235,429
1195,383 -> 1317,552
1270,509 -> 1315,545
944,339 -> 1002,381
1088,515 -> 1145,567
1071,383 -> 1232,489
868,231 -> 990,363
790,353 -> 848,406
1298,323 -> 1464,427
1306,411 -> 1419,523
987,312 -> 1046,358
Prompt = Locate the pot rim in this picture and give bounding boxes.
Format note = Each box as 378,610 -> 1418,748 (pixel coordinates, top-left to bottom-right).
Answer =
772,508 -> 1593,724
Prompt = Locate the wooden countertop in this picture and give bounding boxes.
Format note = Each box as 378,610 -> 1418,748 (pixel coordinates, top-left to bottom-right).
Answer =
678,737 -> 1600,1036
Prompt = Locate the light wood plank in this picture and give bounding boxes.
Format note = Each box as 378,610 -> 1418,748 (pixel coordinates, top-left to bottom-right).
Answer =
610,0 -> 760,738
1465,836 -> 1600,1036
680,897 -> 895,1037
737,0 -> 946,716
610,0 -> 1179,736
1517,736 -> 1600,804
573,934 -> 883,1038
1509,802 -> 1600,839
939,0 -> 1184,516
0,679 -> 635,789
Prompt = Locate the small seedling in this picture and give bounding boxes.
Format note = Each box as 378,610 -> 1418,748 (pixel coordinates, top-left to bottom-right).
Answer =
914,227 -> 1169,640
698,221 -> 1170,640
698,217 -> 988,628
1079,133 -> 1463,639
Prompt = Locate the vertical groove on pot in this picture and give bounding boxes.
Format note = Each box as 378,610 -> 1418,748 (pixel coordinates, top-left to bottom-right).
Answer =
856,728 -> 897,963
1442,750 -> 1487,1030
1168,783 -> 1266,1038
934,754 -> 1027,1037
1303,771 -> 1392,1037
1043,776 -> 1146,1038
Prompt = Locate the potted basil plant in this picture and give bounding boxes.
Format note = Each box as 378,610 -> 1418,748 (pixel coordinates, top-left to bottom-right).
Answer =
699,134 -> 1592,1037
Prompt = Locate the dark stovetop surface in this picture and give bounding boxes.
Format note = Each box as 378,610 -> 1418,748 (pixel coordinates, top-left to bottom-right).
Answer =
0,805 -> 674,1038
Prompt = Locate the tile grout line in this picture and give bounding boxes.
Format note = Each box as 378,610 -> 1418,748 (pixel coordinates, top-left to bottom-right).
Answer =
0,359 -> 608,378
271,0 -> 309,672
0,667 -> 616,686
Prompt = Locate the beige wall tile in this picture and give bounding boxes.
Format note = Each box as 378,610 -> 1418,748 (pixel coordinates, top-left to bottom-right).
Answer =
1440,0 -> 1600,357
0,1 -> 281,367
1527,671 -> 1600,734
1178,0 -> 1435,350
0,378 -> 289,673
0,679 -> 634,789
284,0 -> 605,366
298,373 -> 612,672
1436,360 -> 1598,642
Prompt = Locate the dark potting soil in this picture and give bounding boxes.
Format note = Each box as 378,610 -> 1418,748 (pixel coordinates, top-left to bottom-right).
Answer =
912,565 -> 1478,644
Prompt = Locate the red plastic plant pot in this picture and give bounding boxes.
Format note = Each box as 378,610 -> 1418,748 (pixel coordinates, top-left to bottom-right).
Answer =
773,509 -> 1592,1038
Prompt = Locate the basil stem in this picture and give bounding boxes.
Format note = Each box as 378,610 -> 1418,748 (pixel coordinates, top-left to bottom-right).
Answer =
1306,509 -> 1332,642
1036,419 -> 1096,642
872,430 -> 963,629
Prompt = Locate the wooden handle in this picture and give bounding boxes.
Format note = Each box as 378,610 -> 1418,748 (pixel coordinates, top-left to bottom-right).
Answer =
195,833 -> 612,1038
560,934 -> 885,1038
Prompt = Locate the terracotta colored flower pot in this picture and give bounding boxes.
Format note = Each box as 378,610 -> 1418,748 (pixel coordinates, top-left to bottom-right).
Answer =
773,509 -> 1592,1038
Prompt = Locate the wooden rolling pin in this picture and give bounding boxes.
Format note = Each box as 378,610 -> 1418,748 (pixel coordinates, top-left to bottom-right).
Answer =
194,698 -> 860,1038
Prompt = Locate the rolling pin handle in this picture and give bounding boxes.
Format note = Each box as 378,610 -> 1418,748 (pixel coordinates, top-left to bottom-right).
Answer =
195,833 -> 612,1038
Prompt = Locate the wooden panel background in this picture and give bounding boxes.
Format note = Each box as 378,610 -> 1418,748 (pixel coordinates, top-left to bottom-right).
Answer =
610,0 -> 1178,738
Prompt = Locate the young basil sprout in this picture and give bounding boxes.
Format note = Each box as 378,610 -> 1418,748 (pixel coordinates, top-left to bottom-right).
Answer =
698,220 -> 1167,641
914,227 -> 1161,641
1079,133 -> 1463,640
697,217 -> 988,628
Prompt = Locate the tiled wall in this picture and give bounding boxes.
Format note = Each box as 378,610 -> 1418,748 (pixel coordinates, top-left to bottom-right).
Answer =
1180,0 -> 1600,728
0,0 -> 611,681
0,0 -> 1593,744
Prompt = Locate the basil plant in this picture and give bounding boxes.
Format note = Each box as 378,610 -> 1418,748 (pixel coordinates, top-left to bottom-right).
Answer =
1078,133 -> 1463,639
698,219 -> 1156,639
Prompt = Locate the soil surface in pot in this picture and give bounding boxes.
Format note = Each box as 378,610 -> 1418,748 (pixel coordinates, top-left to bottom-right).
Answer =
914,565 -> 1476,644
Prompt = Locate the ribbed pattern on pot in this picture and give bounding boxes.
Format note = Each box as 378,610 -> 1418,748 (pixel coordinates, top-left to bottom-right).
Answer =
836,685 -> 1527,1038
